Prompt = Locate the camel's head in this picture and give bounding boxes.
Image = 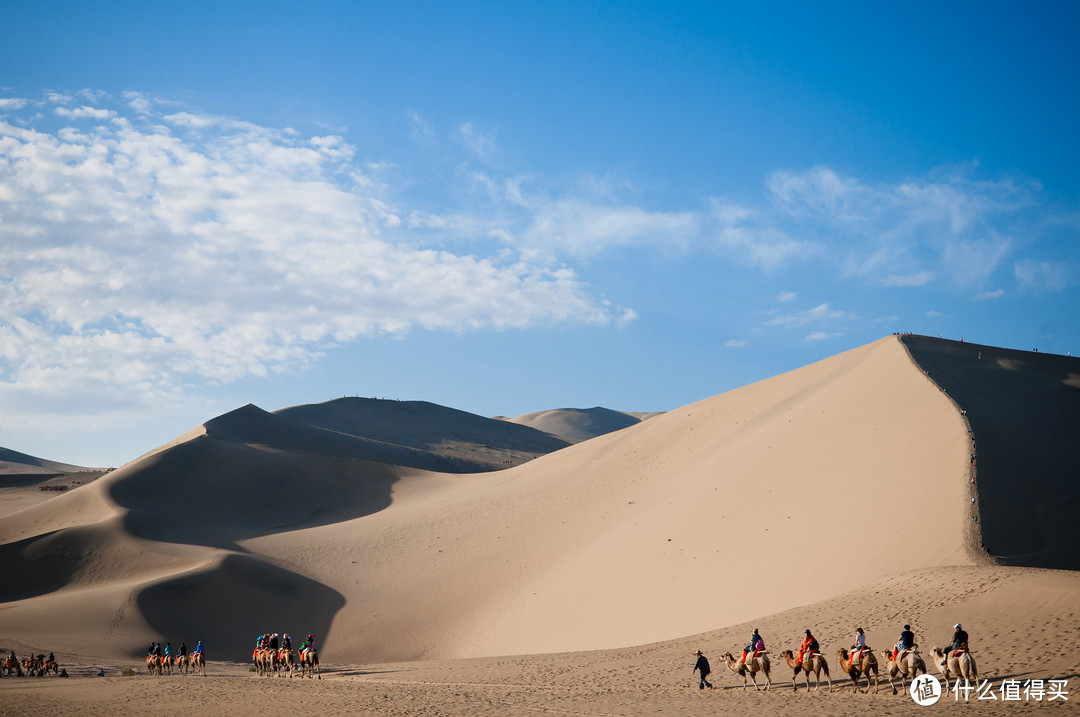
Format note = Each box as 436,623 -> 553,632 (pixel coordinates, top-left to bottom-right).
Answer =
780,650 -> 793,658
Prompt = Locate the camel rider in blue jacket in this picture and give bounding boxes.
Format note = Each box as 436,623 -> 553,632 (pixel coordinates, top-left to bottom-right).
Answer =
942,624 -> 969,665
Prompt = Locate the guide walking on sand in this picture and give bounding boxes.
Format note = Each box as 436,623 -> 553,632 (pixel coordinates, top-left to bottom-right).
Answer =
693,650 -> 713,689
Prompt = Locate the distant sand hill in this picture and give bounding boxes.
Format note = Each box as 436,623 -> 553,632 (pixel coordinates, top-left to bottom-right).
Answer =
1,335 -> 1077,673
0,447 -> 87,476
499,406 -> 664,443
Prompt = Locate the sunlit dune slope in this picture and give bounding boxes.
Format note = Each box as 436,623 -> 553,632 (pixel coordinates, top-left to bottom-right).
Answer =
247,335 -> 974,661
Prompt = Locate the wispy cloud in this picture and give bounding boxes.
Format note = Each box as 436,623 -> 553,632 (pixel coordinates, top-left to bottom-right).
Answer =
763,165 -> 1039,288
459,121 -> 498,160
881,271 -> 934,287
764,303 -> 851,328
1014,259 -> 1071,292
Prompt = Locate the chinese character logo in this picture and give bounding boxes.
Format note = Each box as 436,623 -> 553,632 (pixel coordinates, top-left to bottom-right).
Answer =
911,674 -> 943,705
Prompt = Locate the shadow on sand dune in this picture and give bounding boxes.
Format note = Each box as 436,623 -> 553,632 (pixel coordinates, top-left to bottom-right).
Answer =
137,553 -> 345,662
902,335 -> 1080,570
110,432 -> 400,549
110,401 -> 570,549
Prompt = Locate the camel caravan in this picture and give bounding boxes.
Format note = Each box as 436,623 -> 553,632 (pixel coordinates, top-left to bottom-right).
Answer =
2,650 -> 60,677
145,640 -> 205,677
706,624 -> 976,695
252,632 -> 321,679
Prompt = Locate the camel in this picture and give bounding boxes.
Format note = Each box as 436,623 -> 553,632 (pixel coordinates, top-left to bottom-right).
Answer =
721,651 -> 771,690
881,647 -> 926,695
22,655 -> 42,676
176,653 -> 190,675
253,648 -> 269,676
146,654 -> 161,676
837,648 -> 879,693
190,651 -> 206,677
931,647 -> 977,693
39,656 -> 59,677
280,648 -> 298,677
780,649 -> 831,692
2,655 -> 24,677
301,647 -> 321,680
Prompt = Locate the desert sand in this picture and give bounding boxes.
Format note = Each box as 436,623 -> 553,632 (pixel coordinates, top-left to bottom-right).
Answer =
2,334 -> 1077,715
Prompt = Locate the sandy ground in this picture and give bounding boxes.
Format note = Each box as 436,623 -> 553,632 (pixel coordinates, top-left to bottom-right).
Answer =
4,565 -> 1078,715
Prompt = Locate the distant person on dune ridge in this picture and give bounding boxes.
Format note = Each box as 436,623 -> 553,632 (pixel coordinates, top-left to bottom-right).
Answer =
692,650 -> 712,689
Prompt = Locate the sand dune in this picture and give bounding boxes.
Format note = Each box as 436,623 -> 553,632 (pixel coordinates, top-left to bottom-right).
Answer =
499,406 -> 662,443
0,447 -> 88,476
1,334 -> 1077,716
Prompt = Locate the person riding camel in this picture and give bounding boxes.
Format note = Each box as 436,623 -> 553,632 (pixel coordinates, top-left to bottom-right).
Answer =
178,642 -> 187,658
893,624 -> 915,661
195,640 -> 204,655
301,634 -> 316,660
851,627 -> 867,660
941,623 -> 969,666
740,629 -> 765,664
282,633 -> 292,650
796,629 -> 819,667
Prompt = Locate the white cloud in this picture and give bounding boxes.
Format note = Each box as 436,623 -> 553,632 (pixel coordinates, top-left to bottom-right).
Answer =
54,106 -> 116,120
776,291 -> 796,303
764,165 -> 1042,288
805,331 -> 841,341
709,199 -> 818,271
881,271 -> 934,287
0,98 -> 28,111
725,339 -> 747,347
459,121 -> 498,160
0,101 -> 629,419
1014,260 -> 1070,291
407,108 -> 435,143
975,289 -> 1004,300
764,303 -> 850,328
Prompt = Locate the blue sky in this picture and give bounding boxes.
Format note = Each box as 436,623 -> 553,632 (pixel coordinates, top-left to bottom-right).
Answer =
2,1 -> 1078,466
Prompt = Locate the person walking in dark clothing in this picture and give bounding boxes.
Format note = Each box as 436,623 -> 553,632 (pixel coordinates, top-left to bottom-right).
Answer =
693,650 -> 713,689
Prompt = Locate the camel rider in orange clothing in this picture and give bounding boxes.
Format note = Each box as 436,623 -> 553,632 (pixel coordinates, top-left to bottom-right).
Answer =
796,629 -> 819,667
